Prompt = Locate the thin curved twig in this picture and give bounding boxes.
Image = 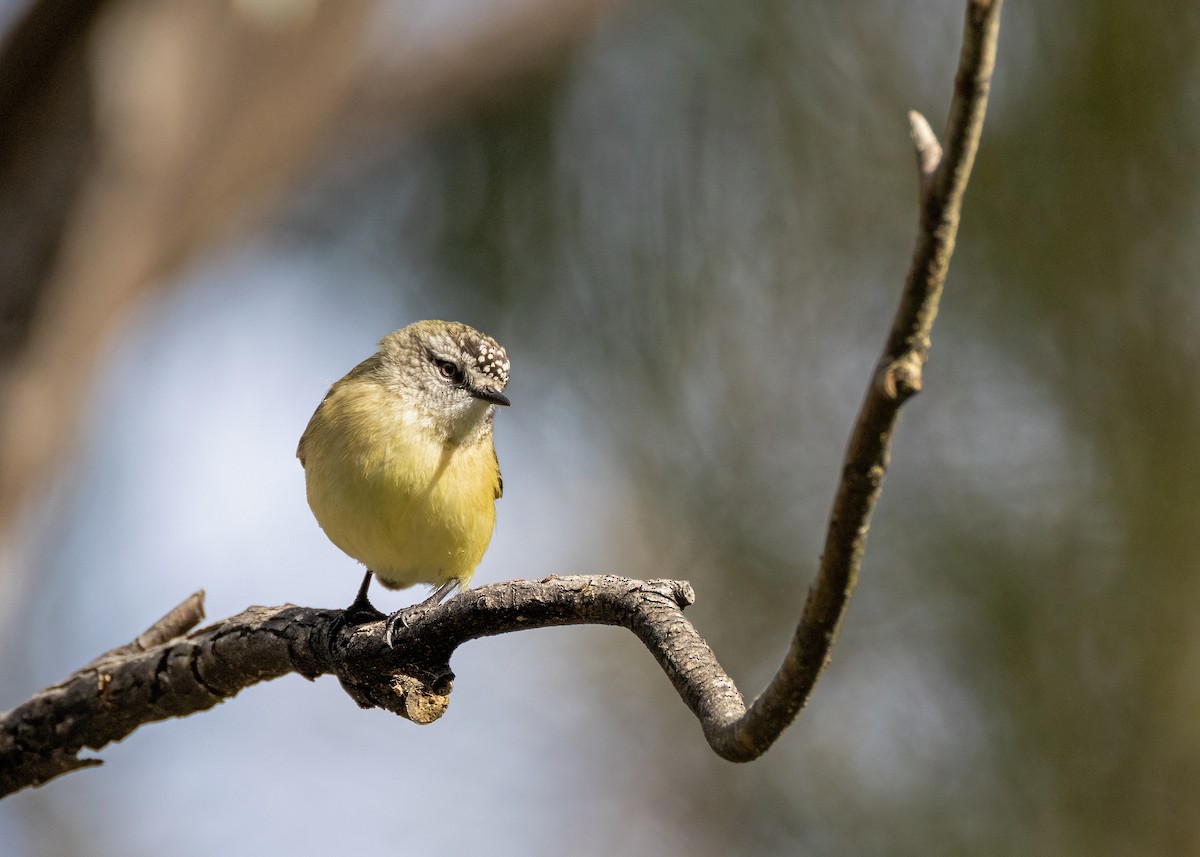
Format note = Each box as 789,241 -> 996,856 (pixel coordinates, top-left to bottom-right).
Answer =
704,0 -> 1003,761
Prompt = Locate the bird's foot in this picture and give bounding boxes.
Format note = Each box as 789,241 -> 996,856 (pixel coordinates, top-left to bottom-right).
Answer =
329,571 -> 386,653
383,604 -> 433,647
329,604 -> 385,652
343,598 -> 385,626
384,580 -> 461,647
344,569 -> 384,624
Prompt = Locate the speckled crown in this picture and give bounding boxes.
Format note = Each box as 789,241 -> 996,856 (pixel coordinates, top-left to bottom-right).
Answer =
458,330 -> 510,389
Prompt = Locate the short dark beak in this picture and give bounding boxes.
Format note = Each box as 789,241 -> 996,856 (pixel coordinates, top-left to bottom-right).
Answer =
471,387 -> 510,407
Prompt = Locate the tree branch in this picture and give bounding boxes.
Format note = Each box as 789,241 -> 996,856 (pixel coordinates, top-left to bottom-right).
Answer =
0,0 -> 1002,797
0,577 -> 731,797
700,0 -> 1003,762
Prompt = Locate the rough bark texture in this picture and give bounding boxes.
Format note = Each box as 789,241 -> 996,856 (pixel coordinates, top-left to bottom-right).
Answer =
0,577 -> 725,796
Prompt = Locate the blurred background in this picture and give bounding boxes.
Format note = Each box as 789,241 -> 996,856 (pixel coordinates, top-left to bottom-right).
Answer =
1,0 -> 1197,854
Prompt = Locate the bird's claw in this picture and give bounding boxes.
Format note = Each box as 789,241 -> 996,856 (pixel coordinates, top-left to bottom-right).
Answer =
384,604 -> 436,648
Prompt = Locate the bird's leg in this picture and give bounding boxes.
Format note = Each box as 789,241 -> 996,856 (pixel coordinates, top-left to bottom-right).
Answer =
384,579 -> 459,647
328,571 -> 385,655
345,570 -> 386,622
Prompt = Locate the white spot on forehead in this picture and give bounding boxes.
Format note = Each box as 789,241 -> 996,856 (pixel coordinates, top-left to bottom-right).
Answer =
454,332 -> 509,386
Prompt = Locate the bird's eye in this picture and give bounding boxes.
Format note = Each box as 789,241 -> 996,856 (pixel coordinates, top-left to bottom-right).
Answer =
436,360 -> 460,381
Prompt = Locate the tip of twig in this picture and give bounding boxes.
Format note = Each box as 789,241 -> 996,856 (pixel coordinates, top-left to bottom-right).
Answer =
969,0 -> 999,23
136,590 -> 207,649
671,581 -> 696,608
907,110 -> 942,192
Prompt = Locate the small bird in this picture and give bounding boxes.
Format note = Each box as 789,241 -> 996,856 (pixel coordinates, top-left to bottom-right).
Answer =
297,320 -> 510,644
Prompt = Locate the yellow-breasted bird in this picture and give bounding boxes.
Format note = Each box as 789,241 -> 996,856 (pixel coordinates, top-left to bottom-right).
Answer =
297,320 -> 509,644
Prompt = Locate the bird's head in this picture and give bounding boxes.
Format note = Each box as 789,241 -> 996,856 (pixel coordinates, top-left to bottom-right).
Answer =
376,320 -> 510,443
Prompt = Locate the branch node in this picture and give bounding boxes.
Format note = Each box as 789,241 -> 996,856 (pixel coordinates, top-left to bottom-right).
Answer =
908,110 -> 942,195
670,580 -> 696,608
82,590 -> 207,672
875,356 -> 924,402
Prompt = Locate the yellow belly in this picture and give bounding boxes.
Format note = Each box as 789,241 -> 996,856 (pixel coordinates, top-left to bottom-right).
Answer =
301,383 -> 499,590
